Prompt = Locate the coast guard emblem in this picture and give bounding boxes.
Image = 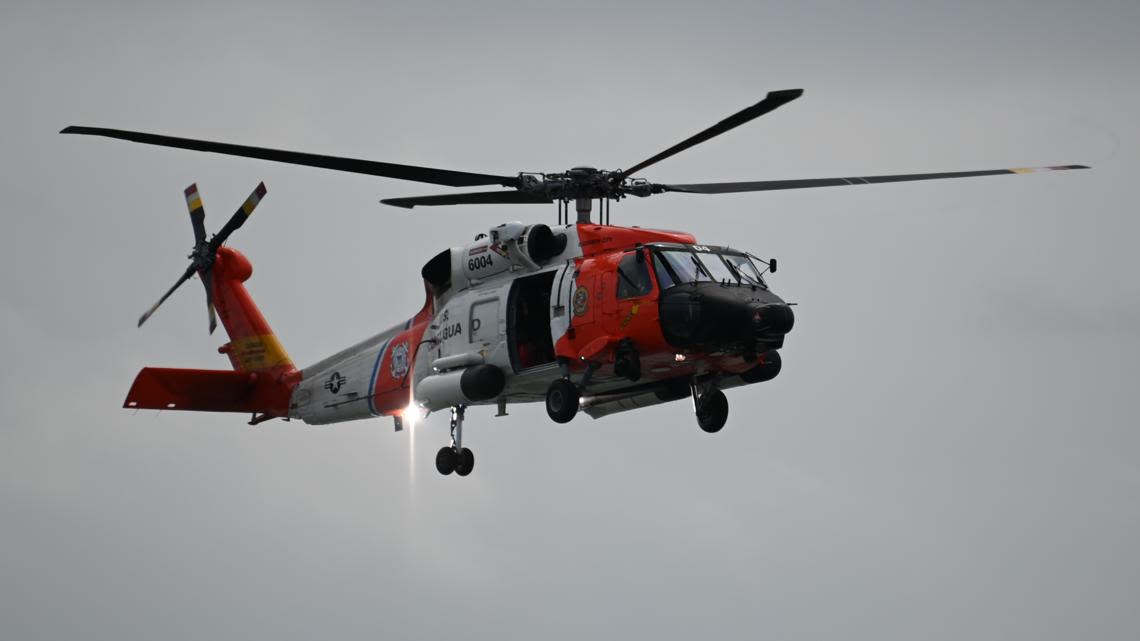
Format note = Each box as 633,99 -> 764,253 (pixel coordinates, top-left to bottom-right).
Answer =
390,342 -> 410,379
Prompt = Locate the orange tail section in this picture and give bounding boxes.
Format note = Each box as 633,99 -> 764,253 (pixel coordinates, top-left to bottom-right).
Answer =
124,246 -> 298,418
210,247 -> 294,376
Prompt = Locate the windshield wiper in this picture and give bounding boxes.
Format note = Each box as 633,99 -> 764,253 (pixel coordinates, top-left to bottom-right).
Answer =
689,255 -> 711,283
723,259 -> 746,284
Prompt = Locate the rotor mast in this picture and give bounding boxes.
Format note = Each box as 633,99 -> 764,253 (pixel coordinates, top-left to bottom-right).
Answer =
556,196 -> 598,225
575,197 -> 592,224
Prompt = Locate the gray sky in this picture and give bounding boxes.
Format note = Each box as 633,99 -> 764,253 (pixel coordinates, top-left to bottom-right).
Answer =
2,1 -> 1139,639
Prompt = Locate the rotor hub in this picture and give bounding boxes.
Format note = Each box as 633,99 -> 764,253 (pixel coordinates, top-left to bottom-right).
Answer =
517,167 -> 632,202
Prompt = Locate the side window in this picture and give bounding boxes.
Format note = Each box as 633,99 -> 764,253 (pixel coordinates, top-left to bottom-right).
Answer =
469,298 -> 499,345
653,253 -> 675,290
616,252 -> 653,299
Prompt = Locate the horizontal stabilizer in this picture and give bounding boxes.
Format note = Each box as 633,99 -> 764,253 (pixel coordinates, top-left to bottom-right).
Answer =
124,367 -> 264,413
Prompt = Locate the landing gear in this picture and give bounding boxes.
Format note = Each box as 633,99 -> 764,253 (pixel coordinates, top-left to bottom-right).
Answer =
545,378 -> 580,424
694,388 -> 728,433
436,405 -> 476,477
436,446 -> 458,475
435,445 -> 474,476
455,447 -> 475,476
613,339 -> 641,382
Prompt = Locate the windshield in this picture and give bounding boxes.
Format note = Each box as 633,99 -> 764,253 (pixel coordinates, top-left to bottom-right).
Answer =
700,253 -> 737,283
654,247 -> 767,289
723,253 -> 766,287
659,249 -> 711,283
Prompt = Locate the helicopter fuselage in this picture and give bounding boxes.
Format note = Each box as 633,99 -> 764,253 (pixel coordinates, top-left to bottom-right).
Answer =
287,222 -> 792,426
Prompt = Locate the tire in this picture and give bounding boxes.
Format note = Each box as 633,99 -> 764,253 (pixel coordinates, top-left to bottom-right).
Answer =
456,448 -> 475,477
436,446 -> 457,475
545,379 -> 580,424
696,389 -> 728,433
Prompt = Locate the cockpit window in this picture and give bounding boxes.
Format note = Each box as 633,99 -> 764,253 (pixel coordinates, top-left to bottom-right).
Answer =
723,253 -> 767,288
698,253 -> 737,284
653,247 -> 768,289
652,253 -> 675,290
616,251 -> 653,299
659,249 -> 710,283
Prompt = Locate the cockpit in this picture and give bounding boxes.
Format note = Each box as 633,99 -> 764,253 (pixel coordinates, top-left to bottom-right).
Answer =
637,243 -> 790,354
647,245 -> 768,290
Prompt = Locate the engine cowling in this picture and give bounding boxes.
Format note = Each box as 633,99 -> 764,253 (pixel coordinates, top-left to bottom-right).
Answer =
460,223 -> 566,283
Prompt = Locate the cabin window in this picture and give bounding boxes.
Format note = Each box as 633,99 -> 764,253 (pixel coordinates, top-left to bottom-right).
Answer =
616,251 -> 653,299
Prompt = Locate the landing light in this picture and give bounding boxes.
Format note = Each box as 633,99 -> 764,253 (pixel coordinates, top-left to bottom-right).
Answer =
675,353 -> 687,362
402,404 -> 425,429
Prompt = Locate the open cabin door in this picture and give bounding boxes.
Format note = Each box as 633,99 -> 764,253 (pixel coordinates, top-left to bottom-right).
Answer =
507,270 -> 557,372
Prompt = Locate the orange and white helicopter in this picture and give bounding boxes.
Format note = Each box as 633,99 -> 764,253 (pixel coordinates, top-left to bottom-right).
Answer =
62,89 -> 1087,476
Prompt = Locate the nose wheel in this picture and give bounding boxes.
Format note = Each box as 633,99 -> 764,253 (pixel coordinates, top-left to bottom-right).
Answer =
436,405 -> 475,476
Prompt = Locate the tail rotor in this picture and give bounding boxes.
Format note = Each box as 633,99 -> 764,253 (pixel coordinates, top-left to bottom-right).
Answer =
137,182 -> 267,333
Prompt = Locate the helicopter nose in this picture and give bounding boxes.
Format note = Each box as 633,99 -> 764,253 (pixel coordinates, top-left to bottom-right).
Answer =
752,303 -> 795,336
659,285 -> 795,351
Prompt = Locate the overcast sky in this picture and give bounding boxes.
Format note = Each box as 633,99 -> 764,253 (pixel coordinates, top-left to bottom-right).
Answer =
2,1 -> 1139,639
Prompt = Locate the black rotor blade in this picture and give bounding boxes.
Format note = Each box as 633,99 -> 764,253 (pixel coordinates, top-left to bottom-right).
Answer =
655,164 -> 1090,195
60,126 -> 520,188
381,190 -> 553,209
200,267 -> 217,335
208,182 -> 267,252
184,183 -> 207,245
138,265 -> 196,328
619,89 -> 804,179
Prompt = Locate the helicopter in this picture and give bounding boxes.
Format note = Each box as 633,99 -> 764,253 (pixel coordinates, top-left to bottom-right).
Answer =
61,88 -> 1087,476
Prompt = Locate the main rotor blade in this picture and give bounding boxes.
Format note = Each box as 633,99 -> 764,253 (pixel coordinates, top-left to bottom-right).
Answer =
184,183 -> 207,245
619,89 -> 804,179
138,265 -> 196,328
656,164 -> 1090,195
208,182 -> 267,251
381,190 -> 553,209
60,126 -> 520,188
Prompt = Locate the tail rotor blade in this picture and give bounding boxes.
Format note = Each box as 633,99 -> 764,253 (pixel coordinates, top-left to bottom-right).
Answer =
138,265 -> 196,328
184,183 -> 207,245
200,266 -> 218,334
209,182 -> 267,250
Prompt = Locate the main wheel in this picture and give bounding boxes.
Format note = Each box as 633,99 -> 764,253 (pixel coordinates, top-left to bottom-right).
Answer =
545,379 -> 580,424
696,389 -> 728,433
436,446 -> 457,475
455,448 -> 475,476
